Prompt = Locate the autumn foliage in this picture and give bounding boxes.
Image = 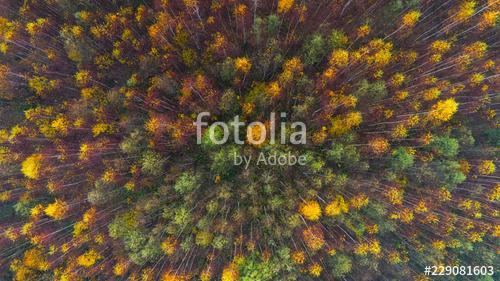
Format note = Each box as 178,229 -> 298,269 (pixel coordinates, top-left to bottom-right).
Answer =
0,0 -> 498,280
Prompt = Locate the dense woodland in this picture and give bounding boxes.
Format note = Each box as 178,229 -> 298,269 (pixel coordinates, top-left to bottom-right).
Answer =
0,0 -> 498,280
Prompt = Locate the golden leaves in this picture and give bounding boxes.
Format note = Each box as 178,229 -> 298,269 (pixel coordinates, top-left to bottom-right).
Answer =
234,57 -> 252,73
428,98 -> 458,123
325,195 -> 348,216
77,249 -> 102,268
402,11 -> 421,27
278,0 -> 295,14
299,200 -> 322,221
21,154 -> 43,179
44,199 -> 69,220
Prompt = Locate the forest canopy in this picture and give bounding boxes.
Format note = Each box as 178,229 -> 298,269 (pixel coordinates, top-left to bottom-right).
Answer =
0,0 -> 498,280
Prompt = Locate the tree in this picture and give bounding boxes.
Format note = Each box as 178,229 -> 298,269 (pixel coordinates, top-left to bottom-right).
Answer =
238,248 -> 297,281
302,34 -> 326,65
434,160 -> 466,189
109,212 -> 161,265
329,29 -> 348,49
389,147 -> 414,171
299,200 -> 322,221
353,79 -> 387,103
210,145 -> 241,176
330,254 -> 352,278
325,195 -> 349,216
21,154 -> 44,179
87,179 -> 117,205
174,171 -> 200,194
141,151 -> 166,176
428,98 -> 458,123
478,160 -> 495,175
327,142 -> 361,168
120,130 -> 146,154
428,136 -> 459,157
44,199 -> 69,220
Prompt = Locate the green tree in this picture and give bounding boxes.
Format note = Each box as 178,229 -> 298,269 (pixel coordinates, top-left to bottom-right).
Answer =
428,136 -> 459,157
210,145 -> 241,176
329,29 -> 348,49
173,171 -> 200,194
302,34 -> 326,65
353,79 -> 387,103
389,147 -> 414,171
330,253 -> 353,278
434,160 -> 466,189
239,248 -> 297,281
141,150 -> 166,176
